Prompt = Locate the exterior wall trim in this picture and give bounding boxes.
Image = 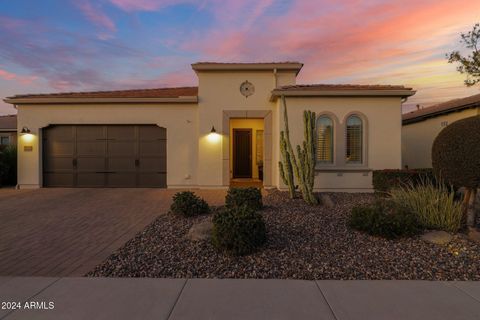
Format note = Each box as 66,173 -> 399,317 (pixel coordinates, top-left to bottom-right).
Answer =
4,97 -> 198,104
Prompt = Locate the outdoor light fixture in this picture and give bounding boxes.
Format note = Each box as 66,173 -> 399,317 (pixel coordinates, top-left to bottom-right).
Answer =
20,126 -> 31,134
207,125 -> 220,143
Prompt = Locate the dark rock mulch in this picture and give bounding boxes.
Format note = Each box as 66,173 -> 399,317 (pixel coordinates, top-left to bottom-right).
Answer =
87,191 -> 480,280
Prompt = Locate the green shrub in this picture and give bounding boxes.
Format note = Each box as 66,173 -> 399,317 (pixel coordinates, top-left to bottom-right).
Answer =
212,206 -> 266,256
225,187 -> 263,211
389,179 -> 463,232
432,116 -> 480,189
372,169 -> 438,194
170,191 -> 209,217
348,201 -> 419,239
0,145 -> 17,186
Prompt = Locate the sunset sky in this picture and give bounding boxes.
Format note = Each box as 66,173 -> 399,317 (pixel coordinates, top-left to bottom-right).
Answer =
1,0 -> 479,115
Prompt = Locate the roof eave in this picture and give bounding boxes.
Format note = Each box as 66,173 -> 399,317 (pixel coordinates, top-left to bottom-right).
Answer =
191,63 -> 304,75
402,104 -> 480,125
269,89 -> 416,102
3,96 -> 199,105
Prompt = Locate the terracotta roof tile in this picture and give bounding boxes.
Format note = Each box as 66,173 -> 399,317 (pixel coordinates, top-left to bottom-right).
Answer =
7,87 -> 198,99
402,93 -> 480,124
0,115 -> 17,130
275,84 -> 412,91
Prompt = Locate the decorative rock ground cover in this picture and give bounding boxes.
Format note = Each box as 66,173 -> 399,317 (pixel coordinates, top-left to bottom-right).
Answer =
88,191 -> 480,280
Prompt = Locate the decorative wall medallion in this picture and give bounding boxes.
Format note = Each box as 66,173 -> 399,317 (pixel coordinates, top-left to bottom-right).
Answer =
240,80 -> 255,98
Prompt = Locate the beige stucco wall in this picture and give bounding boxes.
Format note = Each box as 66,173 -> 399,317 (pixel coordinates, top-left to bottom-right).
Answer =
196,70 -> 296,188
402,107 -> 479,169
16,103 -> 198,188
229,118 -> 264,179
276,96 -> 404,191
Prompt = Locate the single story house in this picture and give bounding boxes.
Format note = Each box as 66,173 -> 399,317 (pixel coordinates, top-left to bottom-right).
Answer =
5,62 -> 415,191
402,93 -> 480,169
0,114 -> 17,147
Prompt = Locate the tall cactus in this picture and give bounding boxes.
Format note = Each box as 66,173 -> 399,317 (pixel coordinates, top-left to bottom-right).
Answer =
278,96 -> 318,205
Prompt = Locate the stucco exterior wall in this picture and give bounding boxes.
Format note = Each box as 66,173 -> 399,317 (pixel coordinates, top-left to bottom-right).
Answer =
276,96 -> 403,191
196,70 -> 295,188
402,107 -> 479,169
16,103 -> 198,188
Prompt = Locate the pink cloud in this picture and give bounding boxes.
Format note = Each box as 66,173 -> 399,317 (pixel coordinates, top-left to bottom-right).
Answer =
0,68 -> 37,85
107,0 -> 195,12
76,1 -> 116,33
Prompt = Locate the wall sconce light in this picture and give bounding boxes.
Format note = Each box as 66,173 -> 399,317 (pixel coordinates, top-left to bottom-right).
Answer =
20,126 -> 31,134
207,125 -> 221,143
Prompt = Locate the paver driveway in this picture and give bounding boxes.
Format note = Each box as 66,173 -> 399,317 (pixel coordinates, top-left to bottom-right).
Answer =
0,188 -> 225,276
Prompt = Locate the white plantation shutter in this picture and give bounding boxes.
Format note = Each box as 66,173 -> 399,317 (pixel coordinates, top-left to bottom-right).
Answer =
317,116 -> 333,163
346,115 -> 362,163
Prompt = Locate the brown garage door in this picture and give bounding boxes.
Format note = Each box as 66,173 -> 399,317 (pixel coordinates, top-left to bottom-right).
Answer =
43,125 -> 166,187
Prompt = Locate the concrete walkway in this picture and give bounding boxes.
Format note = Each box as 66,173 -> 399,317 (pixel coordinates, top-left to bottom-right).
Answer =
0,278 -> 479,320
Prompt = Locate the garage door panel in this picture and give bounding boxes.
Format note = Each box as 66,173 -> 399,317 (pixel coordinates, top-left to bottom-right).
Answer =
43,173 -> 74,187
77,157 -> 106,171
77,141 -> 105,156
44,126 -> 74,140
107,126 -> 135,140
107,173 -> 136,187
139,140 -> 166,156
138,126 -> 166,140
45,142 -> 74,156
138,173 -> 166,187
77,173 -> 105,187
108,141 -> 136,156
108,158 -> 136,171
44,157 -> 73,171
43,125 -> 166,188
139,157 -> 166,172
76,126 -> 105,140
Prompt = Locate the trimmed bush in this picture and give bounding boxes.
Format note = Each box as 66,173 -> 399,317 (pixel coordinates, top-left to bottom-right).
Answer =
432,116 -> 480,189
212,206 -> 266,256
372,169 -> 438,194
389,179 -> 463,232
348,201 -> 419,239
225,187 -> 263,211
170,191 -> 209,217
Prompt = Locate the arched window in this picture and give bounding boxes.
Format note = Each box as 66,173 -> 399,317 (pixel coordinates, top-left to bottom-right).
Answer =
346,115 -> 363,163
317,116 -> 334,163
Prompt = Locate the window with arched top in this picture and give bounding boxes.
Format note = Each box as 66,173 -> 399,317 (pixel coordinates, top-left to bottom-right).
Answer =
316,116 -> 334,163
346,115 -> 363,163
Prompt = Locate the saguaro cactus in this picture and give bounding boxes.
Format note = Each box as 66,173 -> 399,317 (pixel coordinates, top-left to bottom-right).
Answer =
278,96 -> 318,205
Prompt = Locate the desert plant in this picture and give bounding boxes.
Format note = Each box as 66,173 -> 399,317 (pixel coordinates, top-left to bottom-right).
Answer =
0,145 -> 17,186
211,206 -> 266,256
432,116 -> 480,227
225,187 -> 262,211
372,169 -> 439,194
278,96 -> 318,205
348,200 -> 419,239
389,179 -> 463,233
170,191 -> 210,217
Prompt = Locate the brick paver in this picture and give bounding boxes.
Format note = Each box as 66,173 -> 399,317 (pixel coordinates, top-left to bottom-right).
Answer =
0,188 -> 226,277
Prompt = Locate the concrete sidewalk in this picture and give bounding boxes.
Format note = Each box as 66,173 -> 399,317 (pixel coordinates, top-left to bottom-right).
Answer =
0,278 -> 479,320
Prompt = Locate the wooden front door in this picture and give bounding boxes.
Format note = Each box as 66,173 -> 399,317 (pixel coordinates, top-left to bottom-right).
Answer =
233,129 -> 252,178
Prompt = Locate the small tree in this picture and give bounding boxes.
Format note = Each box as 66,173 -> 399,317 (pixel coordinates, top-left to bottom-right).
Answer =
278,96 -> 318,205
431,116 -> 480,228
447,23 -> 480,87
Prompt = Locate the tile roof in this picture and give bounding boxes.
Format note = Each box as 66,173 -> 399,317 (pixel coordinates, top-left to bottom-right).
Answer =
276,84 -> 412,91
6,87 -> 198,100
0,115 -> 17,130
403,93 -> 480,124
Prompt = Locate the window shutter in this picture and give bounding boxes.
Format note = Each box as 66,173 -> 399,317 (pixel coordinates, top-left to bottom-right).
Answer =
346,116 -> 362,163
317,117 -> 333,163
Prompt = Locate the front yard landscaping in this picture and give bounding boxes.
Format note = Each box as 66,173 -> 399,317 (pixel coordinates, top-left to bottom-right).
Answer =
88,190 -> 480,280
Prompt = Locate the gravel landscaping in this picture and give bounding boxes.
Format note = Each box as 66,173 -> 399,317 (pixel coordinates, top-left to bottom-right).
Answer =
87,191 -> 480,280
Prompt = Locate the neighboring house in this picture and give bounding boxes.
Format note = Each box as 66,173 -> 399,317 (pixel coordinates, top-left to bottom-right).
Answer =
4,62 -> 415,190
402,93 -> 480,169
0,115 -> 17,147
